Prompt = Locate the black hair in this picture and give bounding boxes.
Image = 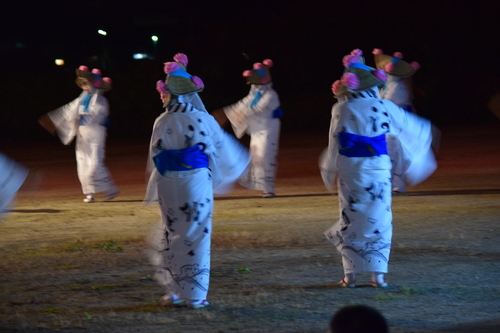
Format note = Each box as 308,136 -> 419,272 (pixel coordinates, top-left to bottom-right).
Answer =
329,305 -> 388,333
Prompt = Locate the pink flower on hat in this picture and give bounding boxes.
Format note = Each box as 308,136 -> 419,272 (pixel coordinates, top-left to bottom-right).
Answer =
393,52 -> 404,59
103,77 -> 112,84
156,80 -> 168,94
372,48 -> 384,55
342,55 -> 360,68
242,70 -> 253,77
385,63 -> 396,72
173,53 -> 188,66
331,80 -> 342,95
343,49 -> 363,67
156,80 -> 170,102
410,61 -> 421,70
372,69 -> 387,82
341,73 -> 360,90
79,65 -> 89,71
92,69 -> 102,75
263,59 -> 273,67
261,76 -> 269,84
191,76 -> 204,88
253,63 -> 264,69
93,80 -> 102,87
164,62 -> 180,74
351,49 -> 363,57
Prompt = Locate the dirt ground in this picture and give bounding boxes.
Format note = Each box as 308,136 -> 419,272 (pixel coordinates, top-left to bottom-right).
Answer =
1,123 -> 500,333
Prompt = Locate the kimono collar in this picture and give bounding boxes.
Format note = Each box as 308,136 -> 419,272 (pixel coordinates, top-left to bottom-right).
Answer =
167,102 -> 196,114
166,94 -> 207,113
347,87 -> 379,100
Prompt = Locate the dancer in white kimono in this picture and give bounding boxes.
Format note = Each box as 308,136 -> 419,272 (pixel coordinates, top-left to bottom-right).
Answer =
373,49 -> 421,193
146,53 -> 250,309
213,59 -> 282,198
39,66 -> 118,203
0,153 -> 28,219
320,49 -> 437,288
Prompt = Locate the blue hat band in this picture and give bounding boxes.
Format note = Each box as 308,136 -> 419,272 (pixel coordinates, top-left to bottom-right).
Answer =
347,62 -> 372,71
170,67 -> 192,79
255,68 -> 266,76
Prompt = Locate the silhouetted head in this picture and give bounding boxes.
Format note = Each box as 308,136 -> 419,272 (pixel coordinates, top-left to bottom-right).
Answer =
329,305 -> 388,333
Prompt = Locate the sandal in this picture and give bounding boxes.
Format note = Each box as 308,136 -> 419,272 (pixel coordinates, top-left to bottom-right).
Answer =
339,278 -> 356,288
188,300 -> 210,309
159,294 -> 186,306
261,192 -> 276,198
371,279 -> 388,288
83,195 -> 94,203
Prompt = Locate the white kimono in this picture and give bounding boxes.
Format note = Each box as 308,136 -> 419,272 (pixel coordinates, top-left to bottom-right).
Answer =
320,88 -> 436,274
223,83 -> 281,193
47,90 -> 118,196
380,75 -> 415,192
0,153 -> 28,217
146,94 -> 250,301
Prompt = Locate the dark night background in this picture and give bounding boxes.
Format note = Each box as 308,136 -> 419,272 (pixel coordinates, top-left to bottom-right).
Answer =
1,0 -> 499,144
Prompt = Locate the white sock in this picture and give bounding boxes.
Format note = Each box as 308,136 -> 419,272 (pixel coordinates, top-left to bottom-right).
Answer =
371,272 -> 385,283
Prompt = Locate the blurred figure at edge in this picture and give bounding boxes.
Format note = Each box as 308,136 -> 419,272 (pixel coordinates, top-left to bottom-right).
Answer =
0,154 -> 28,219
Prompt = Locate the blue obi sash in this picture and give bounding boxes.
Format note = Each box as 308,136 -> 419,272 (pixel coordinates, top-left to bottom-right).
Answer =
272,107 -> 283,118
153,145 -> 209,174
338,132 -> 387,157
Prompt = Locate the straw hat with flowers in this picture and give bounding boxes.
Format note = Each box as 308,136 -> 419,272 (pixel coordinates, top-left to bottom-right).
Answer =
75,66 -> 112,91
242,59 -> 274,85
331,49 -> 388,98
156,53 -> 205,107
372,49 -> 420,78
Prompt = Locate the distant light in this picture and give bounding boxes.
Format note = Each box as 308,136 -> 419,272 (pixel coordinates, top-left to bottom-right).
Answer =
133,53 -> 148,59
98,30 -> 107,36
55,59 -> 65,66
151,35 -> 159,42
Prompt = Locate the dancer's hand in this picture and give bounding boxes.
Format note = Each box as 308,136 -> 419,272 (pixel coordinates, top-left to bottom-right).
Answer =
38,114 -> 57,136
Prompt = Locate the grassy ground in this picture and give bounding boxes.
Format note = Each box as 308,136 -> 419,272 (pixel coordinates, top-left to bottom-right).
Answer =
1,124 -> 500,332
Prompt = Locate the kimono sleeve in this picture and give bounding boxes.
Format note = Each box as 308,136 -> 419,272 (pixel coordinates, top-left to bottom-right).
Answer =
47,97 -> 81,145
319,104 -> 342,193
223,86 -> 280,138
222,92 -> 253,138
206,116 -> 251,194
388,102 -> 437,185
144,112 -> 168,203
